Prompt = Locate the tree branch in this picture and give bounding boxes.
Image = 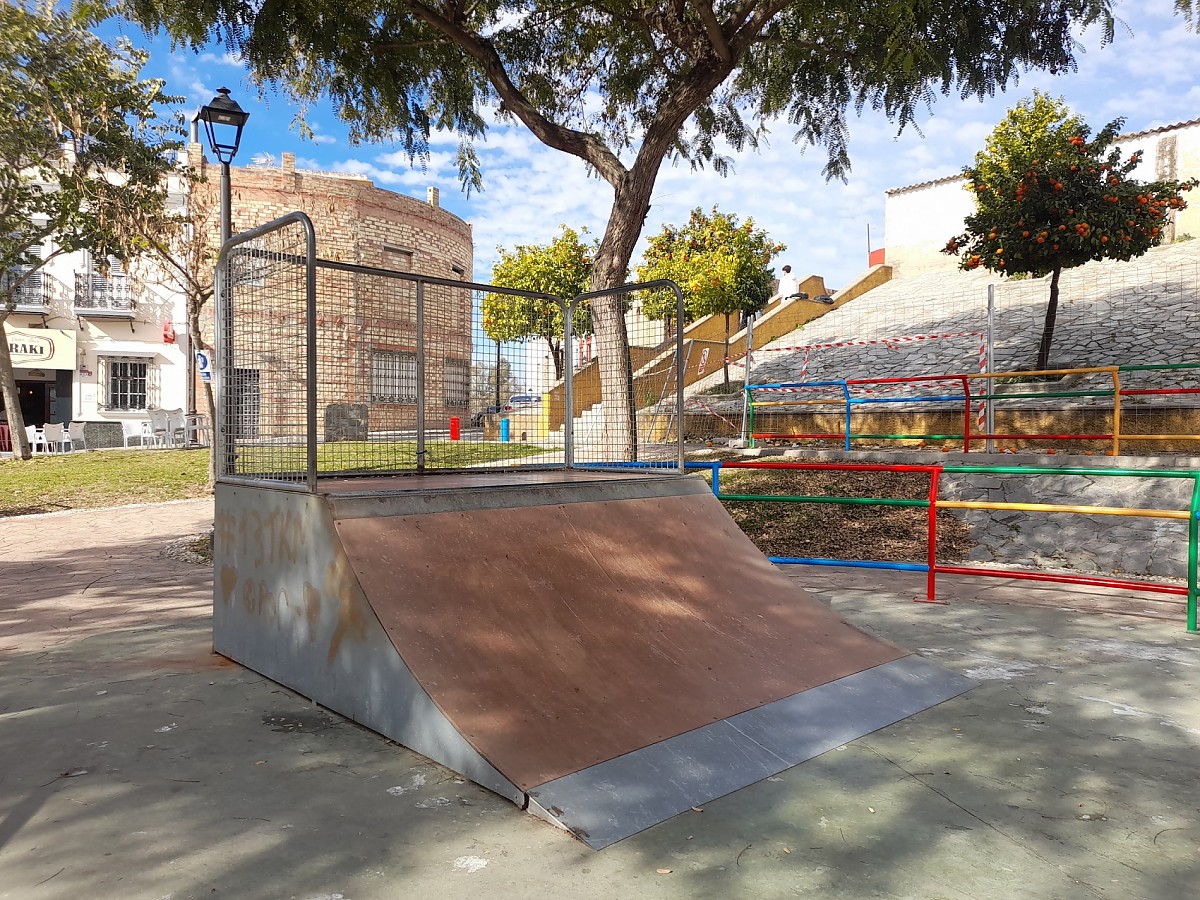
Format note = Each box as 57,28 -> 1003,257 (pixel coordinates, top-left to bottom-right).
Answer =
690,0 -> 732,63
400,2 -> 629,187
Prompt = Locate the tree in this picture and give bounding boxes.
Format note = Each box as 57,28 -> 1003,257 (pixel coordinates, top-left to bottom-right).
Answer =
127,0 -> 1163,456
636,207 -> 781,388
1,3 -> 183,459
482,225 -> 594,382
472,354 -> 520,408
943,92 -> 1195,370
140,171 -> 219,484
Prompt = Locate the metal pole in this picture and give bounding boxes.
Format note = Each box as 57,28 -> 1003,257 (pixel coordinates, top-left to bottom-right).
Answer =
563,299 -> 574,467
220,161 -> 232,245
416,280 -> 426,472
739,316 -> 754,445
674,283 -> 685,471
217,160 -> 233,478
986,283 -> 995,453
495,340 -> 501,410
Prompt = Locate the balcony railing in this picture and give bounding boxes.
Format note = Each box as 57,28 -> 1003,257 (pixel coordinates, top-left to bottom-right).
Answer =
74,271 -> 134,317
2,267 -> 48,312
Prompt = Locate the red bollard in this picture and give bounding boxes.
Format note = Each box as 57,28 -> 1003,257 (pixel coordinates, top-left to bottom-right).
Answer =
449,416 -> 460,441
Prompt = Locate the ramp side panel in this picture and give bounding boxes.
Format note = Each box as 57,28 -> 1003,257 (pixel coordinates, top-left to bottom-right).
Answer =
336,490 -> 909,791
213,484 -> 523,805
529,656 -> 974,849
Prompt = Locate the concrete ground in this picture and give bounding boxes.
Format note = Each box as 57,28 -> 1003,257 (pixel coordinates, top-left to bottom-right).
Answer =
1,501 -> 1198,900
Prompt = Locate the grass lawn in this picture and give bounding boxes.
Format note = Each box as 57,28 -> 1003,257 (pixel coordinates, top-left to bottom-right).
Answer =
0,441 -> 551,517
0,449 -> 213,517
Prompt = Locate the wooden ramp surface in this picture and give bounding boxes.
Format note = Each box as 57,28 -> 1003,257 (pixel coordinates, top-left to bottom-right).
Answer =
335,490 -> 908,791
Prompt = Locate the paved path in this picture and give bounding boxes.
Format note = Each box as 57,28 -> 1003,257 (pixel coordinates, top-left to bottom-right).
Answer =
2,501 -> 1198,899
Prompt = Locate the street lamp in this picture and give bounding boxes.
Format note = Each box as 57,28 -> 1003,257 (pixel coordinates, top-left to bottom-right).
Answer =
194,88 -> 248,481
194,87 -> 249,243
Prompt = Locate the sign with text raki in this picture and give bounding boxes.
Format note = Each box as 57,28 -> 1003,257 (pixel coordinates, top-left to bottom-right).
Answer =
4,324 -> 77,370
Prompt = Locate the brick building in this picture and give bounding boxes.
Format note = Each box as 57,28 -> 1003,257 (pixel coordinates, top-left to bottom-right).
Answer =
190,146 -> 475,439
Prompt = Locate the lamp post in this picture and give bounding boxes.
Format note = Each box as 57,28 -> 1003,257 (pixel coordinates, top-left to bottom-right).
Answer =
194,87 -> 249,243
194,88 -> 248,482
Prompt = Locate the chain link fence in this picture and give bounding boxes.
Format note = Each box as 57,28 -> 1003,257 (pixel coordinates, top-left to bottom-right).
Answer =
214,213 -> 686,486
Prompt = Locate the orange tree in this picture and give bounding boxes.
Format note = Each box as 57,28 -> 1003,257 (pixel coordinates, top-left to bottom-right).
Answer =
636,207 -> 782,389
944,92 -> 1195,370
481,225 -> 595,382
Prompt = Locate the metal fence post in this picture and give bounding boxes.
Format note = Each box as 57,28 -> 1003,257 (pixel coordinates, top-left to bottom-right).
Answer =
563,296 -> 574,467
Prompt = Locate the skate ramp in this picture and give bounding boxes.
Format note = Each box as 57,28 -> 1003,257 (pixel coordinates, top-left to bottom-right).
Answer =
214,471 -> 971,848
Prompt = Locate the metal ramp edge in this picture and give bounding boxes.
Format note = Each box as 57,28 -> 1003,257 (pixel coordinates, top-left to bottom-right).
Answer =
526,655 -> 973,849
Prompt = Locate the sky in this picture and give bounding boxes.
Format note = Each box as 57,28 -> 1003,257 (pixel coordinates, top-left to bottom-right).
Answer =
100,1 -> 1200,289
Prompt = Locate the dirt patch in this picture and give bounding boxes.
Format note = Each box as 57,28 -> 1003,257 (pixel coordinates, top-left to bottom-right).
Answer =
711,461 -> 975,563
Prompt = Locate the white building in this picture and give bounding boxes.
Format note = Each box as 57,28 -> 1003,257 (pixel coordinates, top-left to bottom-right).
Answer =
883,117 -> 1200,277
3,167 -> 192,446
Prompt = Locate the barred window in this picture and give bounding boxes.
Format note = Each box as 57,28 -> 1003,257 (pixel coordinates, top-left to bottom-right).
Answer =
99,356 -> 158,410
370,350 -> 417,403
444,358 -> 469,408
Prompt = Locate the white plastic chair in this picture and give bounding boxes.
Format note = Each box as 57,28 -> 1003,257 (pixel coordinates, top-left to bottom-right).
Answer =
25,424 -> 48,454
184,413 -> 210,447
147,408 -> 170,446
66,422 -> 86,451
121,419 -> 152,448
42,422 -> 69,453
165,408 -> 187,446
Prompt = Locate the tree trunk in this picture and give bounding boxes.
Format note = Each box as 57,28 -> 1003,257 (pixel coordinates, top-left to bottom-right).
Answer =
722,312 -> 731,390
187,299 -> 217,487
549,337 -> 564,382
1035,264 -> 1063,371
590,173 -> 657,461
0,312 -> 32,460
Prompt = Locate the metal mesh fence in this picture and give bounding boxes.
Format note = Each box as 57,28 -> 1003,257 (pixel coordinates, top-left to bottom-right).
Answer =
564,282 -> 686,466
217,214 -> 314,485
216,214 -> 686,486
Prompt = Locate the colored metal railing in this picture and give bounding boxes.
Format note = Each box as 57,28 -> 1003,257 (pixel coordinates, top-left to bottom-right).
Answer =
597,459 -> 1200,632
746,362 -> 1200,454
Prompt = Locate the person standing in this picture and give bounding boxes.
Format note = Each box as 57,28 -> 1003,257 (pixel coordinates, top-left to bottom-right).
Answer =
771,265 -> 832,304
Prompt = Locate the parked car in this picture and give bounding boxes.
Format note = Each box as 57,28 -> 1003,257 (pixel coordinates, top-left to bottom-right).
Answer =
504,394 -> 540,411
471,405 -> 500,427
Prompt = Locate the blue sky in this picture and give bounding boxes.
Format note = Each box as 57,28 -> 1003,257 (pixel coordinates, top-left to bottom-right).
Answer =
102,1 -> 1200,288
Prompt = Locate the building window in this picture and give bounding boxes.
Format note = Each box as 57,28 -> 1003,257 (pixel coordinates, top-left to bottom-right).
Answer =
451,263 -> 466,279
99,356 -> 158,410
383,245 -> 414,272
75,252 -> 132,312
370,349 -> 417,403
444,359 -> 469,408
2,243 -> 46,309
229,367 -> 261,439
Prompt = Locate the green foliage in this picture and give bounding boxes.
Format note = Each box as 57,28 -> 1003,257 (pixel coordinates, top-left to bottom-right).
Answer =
0,2 -> 184,302
0,2 -> 185,460
636,206 -> 782,324
944,92 -> 1195,278
944,92 -> 1196,369
481,225 -> 595,380
124,1 -> 1135,189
